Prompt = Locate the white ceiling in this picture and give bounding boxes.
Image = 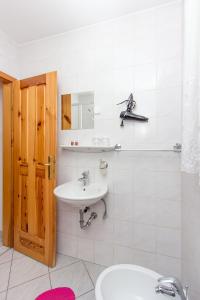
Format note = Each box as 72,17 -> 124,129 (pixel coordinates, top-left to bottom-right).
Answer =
0,0 -> 174,44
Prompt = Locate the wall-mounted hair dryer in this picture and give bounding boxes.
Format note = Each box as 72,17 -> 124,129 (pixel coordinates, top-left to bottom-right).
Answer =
117,93 -> 148,127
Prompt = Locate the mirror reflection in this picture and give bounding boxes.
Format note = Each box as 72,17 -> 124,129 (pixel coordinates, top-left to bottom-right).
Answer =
61,91 -> 94,130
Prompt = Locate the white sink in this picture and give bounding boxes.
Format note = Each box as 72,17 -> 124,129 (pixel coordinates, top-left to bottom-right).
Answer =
95,264 -> 180,300
54,180 -> 108,208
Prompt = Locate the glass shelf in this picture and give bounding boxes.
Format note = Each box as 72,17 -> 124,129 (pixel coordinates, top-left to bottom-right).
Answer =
60,144 -> 121,153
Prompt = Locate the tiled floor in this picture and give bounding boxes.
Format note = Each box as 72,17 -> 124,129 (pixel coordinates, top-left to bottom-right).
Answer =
0,243 -> 105,300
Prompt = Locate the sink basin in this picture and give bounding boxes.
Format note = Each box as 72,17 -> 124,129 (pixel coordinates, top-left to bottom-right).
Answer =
95,264 -> 180,300
54,180 -> 108,208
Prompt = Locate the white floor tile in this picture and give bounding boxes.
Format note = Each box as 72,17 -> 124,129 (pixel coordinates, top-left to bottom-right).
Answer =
7,275 -> 51,300
9,256 -> 48,288
84,262 -> 105,285
0,249 -> 13,265
12,251 -> 26,261
78,290 -> 95,300
50,261 -> 93,298
49,253 -> 79,272
0,262 -> 11,292
0,292 -> 6,300
0,246 -> 9,255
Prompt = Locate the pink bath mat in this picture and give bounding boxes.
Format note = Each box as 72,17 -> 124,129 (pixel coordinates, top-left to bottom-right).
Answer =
35,287 -> 75,300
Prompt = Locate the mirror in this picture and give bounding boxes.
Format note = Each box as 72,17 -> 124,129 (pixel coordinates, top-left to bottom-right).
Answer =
61,91 -> 94,130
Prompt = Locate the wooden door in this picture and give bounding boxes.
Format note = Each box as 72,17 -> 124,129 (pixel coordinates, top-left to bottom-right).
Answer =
13,72 -> 57,267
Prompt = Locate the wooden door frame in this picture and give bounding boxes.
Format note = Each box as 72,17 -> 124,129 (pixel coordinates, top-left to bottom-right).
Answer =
0,71 -> 16,247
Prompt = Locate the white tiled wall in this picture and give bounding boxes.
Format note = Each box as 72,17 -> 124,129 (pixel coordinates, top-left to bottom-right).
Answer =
19,1 -> 182,277
18,1 -> 183,150
56,151 -> 181,277
182,174 -> 200,300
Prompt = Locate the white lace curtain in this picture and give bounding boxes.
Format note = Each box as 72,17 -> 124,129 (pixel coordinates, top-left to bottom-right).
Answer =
182,0 -> 200,174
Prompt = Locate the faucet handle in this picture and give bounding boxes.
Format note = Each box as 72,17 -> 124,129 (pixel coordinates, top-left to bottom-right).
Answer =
158,277 -> 180,287
158,276 -> 178,283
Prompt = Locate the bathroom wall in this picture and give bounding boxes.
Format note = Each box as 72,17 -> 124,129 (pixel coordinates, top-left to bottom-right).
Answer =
0,29 -> 19,77
182,174 -> 200,300
0,30 -> 19,231
18,1 -> 182,277
57,150 -> 181,277
19,1 -> 183,150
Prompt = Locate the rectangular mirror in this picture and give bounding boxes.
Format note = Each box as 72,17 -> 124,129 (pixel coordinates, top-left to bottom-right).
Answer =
61,91 -> 94,130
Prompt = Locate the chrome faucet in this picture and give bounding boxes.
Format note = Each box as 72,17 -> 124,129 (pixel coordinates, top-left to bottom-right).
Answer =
78,171 -> 89,186
155,277 -> 189,300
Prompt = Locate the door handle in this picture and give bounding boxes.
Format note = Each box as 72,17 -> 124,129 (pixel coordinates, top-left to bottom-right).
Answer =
44,156 -> 56,179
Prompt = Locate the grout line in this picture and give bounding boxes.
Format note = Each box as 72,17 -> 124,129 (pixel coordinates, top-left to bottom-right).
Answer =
0,248 -> 12,258
6,273 -> 50,292
76,288 -> 94,299
111,242 -> 181,260
5,249 -> 14,300
48,260 -> 80,274
83,259 -> 106,269
56,251 -> 80,261
0,289 -> 8,296
0,260 -> 13,267
82,261 -> 95,288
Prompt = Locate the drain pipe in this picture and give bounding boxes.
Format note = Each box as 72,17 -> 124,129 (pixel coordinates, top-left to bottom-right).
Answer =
79,207 -> 98,229
79,199 -> 107,229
